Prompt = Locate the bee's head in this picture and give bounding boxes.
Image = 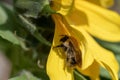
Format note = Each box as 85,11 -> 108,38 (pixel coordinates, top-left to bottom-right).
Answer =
60,35 -> 69,42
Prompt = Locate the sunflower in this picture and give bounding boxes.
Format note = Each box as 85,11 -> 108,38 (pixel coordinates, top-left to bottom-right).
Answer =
47,0 -> 120,80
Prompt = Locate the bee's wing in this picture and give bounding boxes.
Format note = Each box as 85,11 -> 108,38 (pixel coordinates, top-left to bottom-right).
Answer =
70,37 -> 82,67
75,50 -> 82,67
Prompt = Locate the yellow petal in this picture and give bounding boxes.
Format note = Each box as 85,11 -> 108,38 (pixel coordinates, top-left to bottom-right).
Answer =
87,0 -> 114,8
58,16 -> 96,73
65,0 -> 120,42
77,0 -> 120,42
64,25 -> 94,70
99,0 -> 114,8
77,61 -> 100,80
47,47 -> 74,80
51,0 -> 73,15
47,15 -> 74,80
72,27 -> 119,80
56,16 -> 94,70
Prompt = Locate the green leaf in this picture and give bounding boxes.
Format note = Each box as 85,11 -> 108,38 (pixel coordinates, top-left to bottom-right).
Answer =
9,70 -> 41,80
74,70 -> 87,80
33,31 -> 51,46
18,15 -> 36,34
0,3 -> 20,45
0,4 -> 8,25
18,15 -> 51,46
0,3 -> 28,50
0,30 -> 20,44
100,67 -> 111,79
15,0 -> 49,18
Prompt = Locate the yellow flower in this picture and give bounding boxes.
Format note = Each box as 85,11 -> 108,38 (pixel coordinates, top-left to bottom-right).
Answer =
47,0 -> 120,80
87,0 -> 114,8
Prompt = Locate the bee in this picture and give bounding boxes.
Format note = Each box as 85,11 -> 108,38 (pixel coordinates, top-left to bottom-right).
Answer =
54,35 -> 82,68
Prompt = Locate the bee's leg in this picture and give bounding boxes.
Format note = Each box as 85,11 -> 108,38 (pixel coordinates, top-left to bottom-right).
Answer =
53,44 -> 63,48
63,59 -> 68,74
63,59 -> 66,70
63,59 -> 73,74
53,44 -> 66,59
53,44 -> 67,51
